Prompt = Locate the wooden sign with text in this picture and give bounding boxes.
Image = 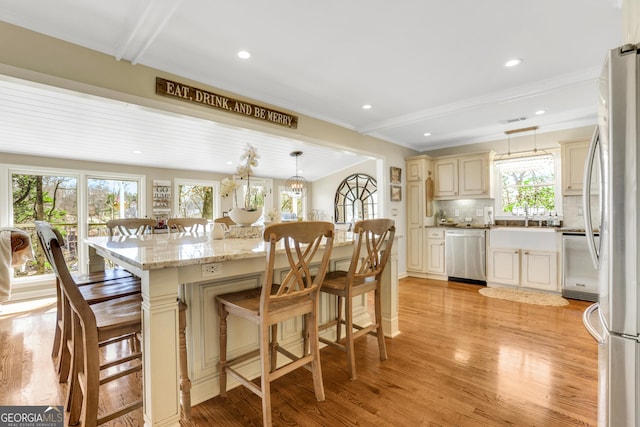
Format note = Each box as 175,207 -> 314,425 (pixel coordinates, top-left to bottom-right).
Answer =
155,77 -> 298,129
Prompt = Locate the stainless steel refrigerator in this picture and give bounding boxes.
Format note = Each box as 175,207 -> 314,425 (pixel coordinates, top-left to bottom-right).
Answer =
582,43 -> 640,427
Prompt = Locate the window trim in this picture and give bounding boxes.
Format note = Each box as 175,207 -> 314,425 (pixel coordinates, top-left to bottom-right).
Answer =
492,150 -> 562,220
1,163 -> 145,292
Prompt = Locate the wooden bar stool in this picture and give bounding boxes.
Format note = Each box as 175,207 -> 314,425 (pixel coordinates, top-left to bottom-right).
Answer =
36,221 -> 143,426
35,223 -> 141,382
216,221 -> 334,427
318,218 -> 395,380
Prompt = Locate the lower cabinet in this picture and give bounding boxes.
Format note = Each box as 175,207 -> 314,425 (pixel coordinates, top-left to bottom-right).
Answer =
426,228 -> 446,278
487,248 -> 558,291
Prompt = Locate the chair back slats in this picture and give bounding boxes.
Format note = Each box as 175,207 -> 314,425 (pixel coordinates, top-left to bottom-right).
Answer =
106,218 -> 156,236
351,219 -> 396,281
167,218 -> 208,233
35,221 -> 98,330
262,221 -> 334,307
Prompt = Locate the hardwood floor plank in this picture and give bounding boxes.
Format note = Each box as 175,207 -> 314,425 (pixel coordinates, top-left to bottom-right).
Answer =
0,278 -> 598,426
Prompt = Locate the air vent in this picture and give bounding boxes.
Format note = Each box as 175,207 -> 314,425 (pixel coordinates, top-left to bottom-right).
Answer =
499,116 -> 528,124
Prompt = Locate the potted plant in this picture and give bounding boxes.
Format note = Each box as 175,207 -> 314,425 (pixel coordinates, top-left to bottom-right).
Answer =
225,144 -> 262,226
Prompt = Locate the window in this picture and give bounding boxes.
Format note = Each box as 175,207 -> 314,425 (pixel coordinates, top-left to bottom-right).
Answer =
494,154 -> 560,216
334,173 -> 378,223
4,166 -> 144,284
87,177 -> 140,236
278,188 -> 304,221
11,171 -> 79,278
175,179 -> 217,221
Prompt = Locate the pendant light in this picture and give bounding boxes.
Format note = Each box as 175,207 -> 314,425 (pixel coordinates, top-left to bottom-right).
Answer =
285,151 -> 307,197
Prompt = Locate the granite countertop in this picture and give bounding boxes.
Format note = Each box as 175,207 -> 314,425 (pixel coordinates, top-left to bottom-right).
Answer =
86,229 -> 356,270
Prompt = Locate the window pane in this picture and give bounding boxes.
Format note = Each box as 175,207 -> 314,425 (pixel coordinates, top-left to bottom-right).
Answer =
87,178 -> 139,236
12,173 -> 78,277
178,184 -> 214,220
495,155 -> 555,214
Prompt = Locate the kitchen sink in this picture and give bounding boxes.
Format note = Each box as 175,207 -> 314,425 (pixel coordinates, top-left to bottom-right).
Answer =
489,226 -> 559,250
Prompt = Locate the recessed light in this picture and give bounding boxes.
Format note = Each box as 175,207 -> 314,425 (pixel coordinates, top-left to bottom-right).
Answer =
227,161 -> 233,165
132,150 -> 142,154
423,132 -> 431,137
535,110 -> 546,115
237,50 -> 251,59
505,58 -> 523,67
362,104 -> 372,110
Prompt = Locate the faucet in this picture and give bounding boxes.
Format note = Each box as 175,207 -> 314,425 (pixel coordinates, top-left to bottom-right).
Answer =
523,203 -> 532,227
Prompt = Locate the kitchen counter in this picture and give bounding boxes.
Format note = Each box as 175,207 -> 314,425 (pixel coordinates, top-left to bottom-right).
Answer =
86,230 -> 400,425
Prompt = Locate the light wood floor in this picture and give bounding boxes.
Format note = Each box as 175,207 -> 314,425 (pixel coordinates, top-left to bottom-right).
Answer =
0,277 -> 598,426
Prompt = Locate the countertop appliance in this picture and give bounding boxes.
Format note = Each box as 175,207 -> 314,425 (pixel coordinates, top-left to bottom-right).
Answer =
582,43 -> 640,427
444,228 -> 486,284
562,232 -> 599,302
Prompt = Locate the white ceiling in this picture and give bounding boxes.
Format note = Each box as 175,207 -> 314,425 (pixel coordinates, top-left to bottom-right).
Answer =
0,0 -> 626,179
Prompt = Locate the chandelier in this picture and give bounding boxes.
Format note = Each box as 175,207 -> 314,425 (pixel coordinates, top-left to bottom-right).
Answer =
285,151 -> 307,197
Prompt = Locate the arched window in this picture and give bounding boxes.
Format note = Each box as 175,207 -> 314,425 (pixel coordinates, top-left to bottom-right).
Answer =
334,173 -> 377,223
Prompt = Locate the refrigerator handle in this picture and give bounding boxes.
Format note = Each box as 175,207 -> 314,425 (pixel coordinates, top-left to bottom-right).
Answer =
583,125 -> 600,269
582,303 -> 605,344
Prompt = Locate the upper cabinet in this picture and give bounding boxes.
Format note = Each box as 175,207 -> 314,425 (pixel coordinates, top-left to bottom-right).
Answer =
433,153 -> 491,199
560,138 -> 590,195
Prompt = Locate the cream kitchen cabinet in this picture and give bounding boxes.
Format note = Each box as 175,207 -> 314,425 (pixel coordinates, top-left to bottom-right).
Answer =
433,153 -> 491,199
521,250 -> 558,291
425,228 -> 446,276
561,138 -> 590,195
406,155 -> 433,277
487,248 -> 558,291
487,248 -> 520,286
487,227 -> 559,291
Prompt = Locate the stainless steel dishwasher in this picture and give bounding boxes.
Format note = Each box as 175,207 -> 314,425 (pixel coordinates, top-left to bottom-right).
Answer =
445,228 -> 486,283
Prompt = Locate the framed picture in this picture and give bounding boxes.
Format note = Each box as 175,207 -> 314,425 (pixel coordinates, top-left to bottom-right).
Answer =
390,166 -> 402,185
390,185 -> 402,202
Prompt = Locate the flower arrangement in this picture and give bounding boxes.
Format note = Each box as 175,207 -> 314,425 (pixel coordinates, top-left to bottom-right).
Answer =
265,209 -> 280,223
220,177 -> 239,206
237,144 -> 259,210
221,144 -> 260,211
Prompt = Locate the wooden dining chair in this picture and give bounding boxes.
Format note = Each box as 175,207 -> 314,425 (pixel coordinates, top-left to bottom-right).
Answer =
216,221 -> 334,427
34,222 -> 141,381
36,221 -> 143,426
214,216 -> 235,227
167,217 -> 208,233
318,218 -> 395,380
106,218 -> 156,236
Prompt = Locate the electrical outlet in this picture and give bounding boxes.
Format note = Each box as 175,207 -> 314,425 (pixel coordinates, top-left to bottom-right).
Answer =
577,207 -> 583,216
202,263 -> 222,277
454,209 -> 459,217
475,209 -> 483,216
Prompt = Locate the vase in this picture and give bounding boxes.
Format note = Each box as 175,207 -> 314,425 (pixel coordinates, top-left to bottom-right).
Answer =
228,207 -> 262,226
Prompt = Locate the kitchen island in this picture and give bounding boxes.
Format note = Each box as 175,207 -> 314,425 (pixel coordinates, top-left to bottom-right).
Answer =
86,228 -> 399,427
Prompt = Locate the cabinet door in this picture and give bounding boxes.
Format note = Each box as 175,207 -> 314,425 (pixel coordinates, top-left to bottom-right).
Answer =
426,238 -> 445,274
459,155 -> 489,197
406,180 -> 425,272
487,248 -> 520,285
521,250 -> 558,291
434,159 -> 458,198
406,159 -> 424,182
562,140 -> 589,195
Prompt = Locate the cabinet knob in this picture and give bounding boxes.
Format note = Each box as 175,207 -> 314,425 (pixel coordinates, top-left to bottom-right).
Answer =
524,252 -> 529,255
514,251 -> 519,254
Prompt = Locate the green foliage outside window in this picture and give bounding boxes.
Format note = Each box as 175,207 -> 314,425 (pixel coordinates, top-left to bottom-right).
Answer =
496,155 -> 556,214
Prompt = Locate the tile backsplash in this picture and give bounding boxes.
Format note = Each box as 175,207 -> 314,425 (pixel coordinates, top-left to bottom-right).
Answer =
432,195 -> 598,229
